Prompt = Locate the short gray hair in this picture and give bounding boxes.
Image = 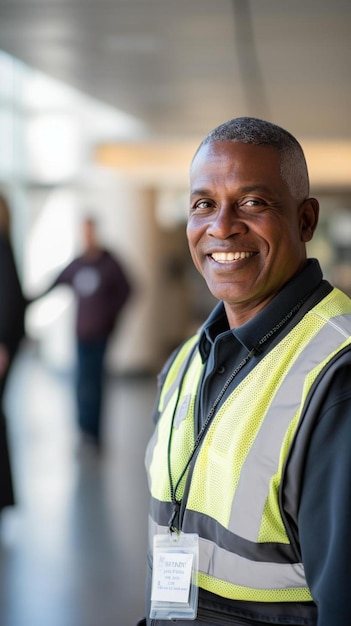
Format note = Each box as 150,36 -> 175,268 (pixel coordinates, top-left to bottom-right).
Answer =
193,117 -> 309,203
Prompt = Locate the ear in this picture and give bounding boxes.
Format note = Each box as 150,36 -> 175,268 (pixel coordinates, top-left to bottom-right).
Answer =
299,197 -> 319,242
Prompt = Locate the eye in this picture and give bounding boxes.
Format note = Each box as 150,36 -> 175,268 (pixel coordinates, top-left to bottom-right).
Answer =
240,197 -> 267,212
190,199 -> 214,213
245,199 -> 259,206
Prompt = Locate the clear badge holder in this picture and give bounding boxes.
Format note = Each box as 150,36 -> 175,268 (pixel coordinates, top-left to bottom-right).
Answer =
150,532 -> 199,620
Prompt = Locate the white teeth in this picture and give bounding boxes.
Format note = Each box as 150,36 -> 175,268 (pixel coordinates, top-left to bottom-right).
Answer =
211,251 -> 254,262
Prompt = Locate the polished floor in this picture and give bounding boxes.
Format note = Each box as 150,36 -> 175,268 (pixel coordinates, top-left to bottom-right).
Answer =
0,342 -> 157,626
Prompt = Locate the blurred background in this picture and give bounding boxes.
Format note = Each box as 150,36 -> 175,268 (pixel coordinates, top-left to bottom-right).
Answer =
0,0 -> 350,625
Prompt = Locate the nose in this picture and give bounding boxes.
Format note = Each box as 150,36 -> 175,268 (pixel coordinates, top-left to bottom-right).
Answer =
207,205 -> 248,238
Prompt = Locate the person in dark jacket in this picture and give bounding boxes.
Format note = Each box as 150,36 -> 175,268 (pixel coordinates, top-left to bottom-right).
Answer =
143,117 -> 351,626
35,216 -> 132,449
0,194 -> 26,513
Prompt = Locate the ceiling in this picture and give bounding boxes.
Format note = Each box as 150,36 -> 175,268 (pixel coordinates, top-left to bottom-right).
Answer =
0,0 -> 351,190
0,0 -> 350,143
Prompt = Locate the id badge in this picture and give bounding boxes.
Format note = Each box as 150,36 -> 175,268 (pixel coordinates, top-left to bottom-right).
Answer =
150,532 -> 199,620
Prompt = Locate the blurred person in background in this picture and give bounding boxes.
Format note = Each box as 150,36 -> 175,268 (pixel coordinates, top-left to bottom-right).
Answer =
0,193 -> 26,515
32,216 -> 132,450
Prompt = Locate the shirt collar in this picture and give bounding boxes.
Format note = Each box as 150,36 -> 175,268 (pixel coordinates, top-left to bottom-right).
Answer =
198,259 -> 323,362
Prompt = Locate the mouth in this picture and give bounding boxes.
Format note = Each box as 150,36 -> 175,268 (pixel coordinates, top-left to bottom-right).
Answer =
210,251 -> 256,263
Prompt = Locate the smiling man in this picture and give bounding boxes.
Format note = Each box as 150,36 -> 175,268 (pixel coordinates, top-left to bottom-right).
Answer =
188,139 -> 318,327
143,118 -> 351,626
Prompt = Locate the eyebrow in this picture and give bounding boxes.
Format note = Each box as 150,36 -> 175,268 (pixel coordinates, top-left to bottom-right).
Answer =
190,187 -> 212,199
190,184 -> 273,198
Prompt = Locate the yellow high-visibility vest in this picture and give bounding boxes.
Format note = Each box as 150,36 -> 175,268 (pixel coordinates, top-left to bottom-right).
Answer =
146,288 -> 351,603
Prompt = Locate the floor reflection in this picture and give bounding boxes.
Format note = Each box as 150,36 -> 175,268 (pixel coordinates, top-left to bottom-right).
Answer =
0,343 -> 156,626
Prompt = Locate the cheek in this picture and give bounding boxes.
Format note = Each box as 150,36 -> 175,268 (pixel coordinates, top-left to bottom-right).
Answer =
264,220 -> 297,251
188,245 -> 203,273
186,222 -> 200,250
186,228 -> 205,272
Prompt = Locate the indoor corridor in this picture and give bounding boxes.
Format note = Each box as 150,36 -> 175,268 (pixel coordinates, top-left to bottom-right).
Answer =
0,341 -> 157,626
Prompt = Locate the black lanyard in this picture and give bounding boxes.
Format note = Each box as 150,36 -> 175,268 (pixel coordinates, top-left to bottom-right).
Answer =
167,341 -> 258,533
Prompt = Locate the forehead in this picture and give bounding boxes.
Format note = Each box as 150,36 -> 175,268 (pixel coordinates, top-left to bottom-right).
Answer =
190,141 -> 283,189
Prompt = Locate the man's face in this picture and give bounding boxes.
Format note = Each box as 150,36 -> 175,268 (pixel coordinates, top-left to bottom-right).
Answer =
83,220 -> 98,251
187,141 -> 318,327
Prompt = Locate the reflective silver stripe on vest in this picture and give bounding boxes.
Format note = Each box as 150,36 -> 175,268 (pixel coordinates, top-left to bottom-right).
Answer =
145,427 -> 159,488
149,517 -> 307,590
230,314 -> 351,541
161,339 -> 199,412
145,339 -> 199,481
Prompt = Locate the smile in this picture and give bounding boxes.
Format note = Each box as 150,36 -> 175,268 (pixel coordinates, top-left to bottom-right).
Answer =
210,251 -> 255,263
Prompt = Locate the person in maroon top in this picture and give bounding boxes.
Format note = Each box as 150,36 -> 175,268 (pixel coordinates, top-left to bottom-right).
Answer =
42,217 -> 132,448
